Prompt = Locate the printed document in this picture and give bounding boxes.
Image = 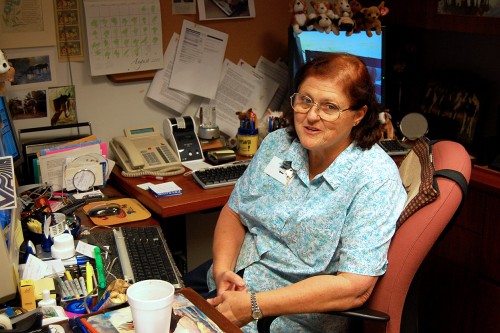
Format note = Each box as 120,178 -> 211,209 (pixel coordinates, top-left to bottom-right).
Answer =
199,59 -> 261,137
169,20 -> 228,99
256,57 -> 289,111
147,33 -> 194,114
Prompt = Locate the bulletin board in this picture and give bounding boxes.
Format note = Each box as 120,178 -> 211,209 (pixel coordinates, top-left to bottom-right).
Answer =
107,0 -> 290,83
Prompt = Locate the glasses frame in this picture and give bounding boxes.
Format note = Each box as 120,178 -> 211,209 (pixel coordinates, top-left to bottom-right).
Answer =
290,93 -> 352,122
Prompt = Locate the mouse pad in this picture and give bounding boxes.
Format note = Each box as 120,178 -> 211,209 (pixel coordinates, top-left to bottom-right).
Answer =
82,198 -> 151,226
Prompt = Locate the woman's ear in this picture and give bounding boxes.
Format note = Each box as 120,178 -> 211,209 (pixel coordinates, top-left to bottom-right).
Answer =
354,105 -> 368,125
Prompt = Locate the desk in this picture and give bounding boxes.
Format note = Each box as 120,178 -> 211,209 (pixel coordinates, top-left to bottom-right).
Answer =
110,166 -> 234,218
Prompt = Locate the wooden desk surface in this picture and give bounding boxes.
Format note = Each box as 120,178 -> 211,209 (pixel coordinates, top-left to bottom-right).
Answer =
109,166 -> 234,218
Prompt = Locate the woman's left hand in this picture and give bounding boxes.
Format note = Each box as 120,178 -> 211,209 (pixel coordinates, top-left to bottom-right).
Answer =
207,290 -> 253,328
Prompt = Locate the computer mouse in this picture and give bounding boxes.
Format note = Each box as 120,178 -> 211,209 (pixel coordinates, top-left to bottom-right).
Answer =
88,203 -> 121,217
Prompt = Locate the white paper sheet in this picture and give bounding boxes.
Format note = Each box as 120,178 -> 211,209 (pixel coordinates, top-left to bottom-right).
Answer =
169,20 -> 228,99
238,59 -> 280,119
147,33 -> 194,113
200,59 -> 261,137
256,56 -> 290,111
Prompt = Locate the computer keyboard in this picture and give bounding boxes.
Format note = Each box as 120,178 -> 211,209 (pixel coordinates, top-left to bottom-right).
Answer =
192,160 -> 250,189
113,226 -> 183,288
378,139 -> 411,156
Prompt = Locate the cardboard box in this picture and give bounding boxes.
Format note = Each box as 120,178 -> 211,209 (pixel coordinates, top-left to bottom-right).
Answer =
19,280 -> 36,311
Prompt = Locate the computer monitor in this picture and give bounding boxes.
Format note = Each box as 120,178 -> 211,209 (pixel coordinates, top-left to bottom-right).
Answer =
288,27 -> 386,108
0,95 -> 23,168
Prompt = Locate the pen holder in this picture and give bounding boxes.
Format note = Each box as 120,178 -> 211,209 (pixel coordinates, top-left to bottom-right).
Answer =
237,128 -> 259,157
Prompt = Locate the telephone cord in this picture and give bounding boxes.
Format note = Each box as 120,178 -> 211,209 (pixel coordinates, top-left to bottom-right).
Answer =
121,165 -> 186,178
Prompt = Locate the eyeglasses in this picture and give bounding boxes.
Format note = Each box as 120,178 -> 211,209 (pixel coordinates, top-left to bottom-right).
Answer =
290,93 -> 352,122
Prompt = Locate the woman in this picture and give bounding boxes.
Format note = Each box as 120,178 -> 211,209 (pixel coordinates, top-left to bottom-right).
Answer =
186,53 -> 407,332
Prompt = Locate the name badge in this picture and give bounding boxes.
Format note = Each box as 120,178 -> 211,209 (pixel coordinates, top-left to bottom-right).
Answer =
264,156 -> 295,186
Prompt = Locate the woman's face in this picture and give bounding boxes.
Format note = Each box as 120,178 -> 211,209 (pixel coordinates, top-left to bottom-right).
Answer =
294,76 -> 365,158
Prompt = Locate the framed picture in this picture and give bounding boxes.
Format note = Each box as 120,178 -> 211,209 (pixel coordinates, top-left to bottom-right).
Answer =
4,47 -> 57,91
0,0 -> 56,48
198,0 -> 256,21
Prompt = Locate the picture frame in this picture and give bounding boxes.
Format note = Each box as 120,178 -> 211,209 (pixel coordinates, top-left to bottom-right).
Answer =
0,0 -> 56,48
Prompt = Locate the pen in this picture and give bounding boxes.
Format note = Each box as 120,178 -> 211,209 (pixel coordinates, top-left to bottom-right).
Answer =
76,317 -> 90,333
142,175 -> 164,180
94,247 -> 107,289
62,256 -> 90,266
69,318 -> 83,333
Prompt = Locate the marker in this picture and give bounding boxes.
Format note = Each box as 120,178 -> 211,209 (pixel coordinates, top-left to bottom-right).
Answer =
142,175 -> 164,180
94,247 -> 107,289
65,270 -> 73,281
65,279 -> 80,300
79,277 -> 88,297
61,256 -> 90,266
85,262 -> 93,294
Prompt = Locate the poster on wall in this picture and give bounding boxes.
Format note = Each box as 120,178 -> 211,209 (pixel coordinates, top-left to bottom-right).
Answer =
6,48 -> 57,90
54,0 -> 85,62
438,0 -> 500,17
48,85 -> 77,126
0,0 -> 56,48
83,0 -> 164,76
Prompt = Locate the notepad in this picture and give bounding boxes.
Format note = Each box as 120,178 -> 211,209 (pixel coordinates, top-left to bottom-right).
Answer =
148,181 -> 183,197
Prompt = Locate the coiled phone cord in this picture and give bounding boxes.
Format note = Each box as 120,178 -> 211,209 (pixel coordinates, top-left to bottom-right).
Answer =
121,165 -> 186,178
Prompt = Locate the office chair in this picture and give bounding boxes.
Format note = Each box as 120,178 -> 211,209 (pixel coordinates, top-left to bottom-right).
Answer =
257,140 -> 472,333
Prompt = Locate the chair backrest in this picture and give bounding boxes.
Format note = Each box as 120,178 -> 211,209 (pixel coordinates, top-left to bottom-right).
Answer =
364,140 -> 472,333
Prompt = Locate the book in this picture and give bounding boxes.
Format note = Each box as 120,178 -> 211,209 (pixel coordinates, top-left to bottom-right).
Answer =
149,181 -> 183,198
81,293 -> 224,333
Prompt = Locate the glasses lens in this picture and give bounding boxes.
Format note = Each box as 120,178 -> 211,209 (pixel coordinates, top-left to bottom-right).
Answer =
291,93 -> 342,121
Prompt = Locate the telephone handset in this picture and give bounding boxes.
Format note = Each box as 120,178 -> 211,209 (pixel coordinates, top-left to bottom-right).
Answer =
110,125 -> 185,177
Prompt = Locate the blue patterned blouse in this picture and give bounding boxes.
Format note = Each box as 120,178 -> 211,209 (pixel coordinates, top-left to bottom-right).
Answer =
208,129 -> 407,332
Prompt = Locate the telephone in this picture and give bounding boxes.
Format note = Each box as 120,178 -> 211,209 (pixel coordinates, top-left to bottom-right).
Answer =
110,125 -> 185,177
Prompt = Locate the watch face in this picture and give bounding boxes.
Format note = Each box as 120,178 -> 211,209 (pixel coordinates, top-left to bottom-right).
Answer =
252,310 -> 263,320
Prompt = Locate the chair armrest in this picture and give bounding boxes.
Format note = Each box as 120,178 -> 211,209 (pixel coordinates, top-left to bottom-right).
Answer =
257,307 -> 389,333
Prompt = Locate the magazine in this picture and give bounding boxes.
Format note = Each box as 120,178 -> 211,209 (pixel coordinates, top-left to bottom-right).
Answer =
82,293 -> 224,333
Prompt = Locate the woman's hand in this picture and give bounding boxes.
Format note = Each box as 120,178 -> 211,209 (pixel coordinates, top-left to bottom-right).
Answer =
207,290 -> 253,328
213,270 -> 248,295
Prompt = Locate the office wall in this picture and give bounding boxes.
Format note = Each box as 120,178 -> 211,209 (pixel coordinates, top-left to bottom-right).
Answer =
11,0 -> 290,144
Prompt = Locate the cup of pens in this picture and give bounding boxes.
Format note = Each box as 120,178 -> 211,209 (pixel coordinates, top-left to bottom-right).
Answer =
237,109 -> 259,156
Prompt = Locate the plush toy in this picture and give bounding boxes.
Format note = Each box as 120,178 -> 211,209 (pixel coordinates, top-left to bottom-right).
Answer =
349,0 -> 364,31
359,3 -> 382,37
379,110 -> 396,140
307,1 -> 339,35
289,0 -> 313,34
336,0 -> 355,36
0,49 -> 15,96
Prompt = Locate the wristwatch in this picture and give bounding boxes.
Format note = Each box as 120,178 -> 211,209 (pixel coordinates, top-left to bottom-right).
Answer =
250,292 -> 263,320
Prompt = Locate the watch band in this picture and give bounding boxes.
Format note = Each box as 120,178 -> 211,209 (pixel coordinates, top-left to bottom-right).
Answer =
250,291 -> 263,320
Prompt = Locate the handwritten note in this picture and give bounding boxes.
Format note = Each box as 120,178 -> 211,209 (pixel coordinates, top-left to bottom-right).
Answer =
83,0 -> 163,76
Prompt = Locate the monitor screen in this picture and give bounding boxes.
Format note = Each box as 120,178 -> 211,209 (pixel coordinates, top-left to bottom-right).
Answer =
288,27 -> 386,107
0,96 -> 23,168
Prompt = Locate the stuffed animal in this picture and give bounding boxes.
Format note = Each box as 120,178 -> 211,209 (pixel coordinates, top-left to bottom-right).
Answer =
289,0 -> 313,34
359,4 -> 382,37
349,0 -> 364,31
336,0 -> 355,36
307,1 -> 339,35
379,110 -> 396,140
0,50 -> 15,96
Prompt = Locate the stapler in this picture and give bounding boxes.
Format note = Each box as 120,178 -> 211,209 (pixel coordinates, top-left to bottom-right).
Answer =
207,149 -> 236,165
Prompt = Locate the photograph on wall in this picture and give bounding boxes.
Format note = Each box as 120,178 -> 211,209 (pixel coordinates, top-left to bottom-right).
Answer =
437,0 -> 500,17
55,0 -> 85,61
0,0 -> 56,48
7,89 -> 47,120
8,52 -> 55,88
198,0 -> 255,20
172,0 -> 196,15
48,85 -> 77,126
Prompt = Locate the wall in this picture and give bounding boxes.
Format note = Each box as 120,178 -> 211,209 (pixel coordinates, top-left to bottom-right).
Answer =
9,0 -> 290,145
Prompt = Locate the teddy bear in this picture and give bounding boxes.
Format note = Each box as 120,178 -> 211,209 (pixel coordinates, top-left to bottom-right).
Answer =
289,0 -> 313,34
307,1 -> 339,35
358,4 -> 382,37
0,49 -> 15,96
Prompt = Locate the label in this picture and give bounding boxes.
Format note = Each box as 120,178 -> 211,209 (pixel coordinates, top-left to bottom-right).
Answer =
237,134 -> 258,156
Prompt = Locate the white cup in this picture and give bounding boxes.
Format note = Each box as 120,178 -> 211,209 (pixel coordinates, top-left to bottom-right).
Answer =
126,280 -> 175,333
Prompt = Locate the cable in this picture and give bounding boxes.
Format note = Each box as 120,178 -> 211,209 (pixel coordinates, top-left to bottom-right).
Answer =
121,165 -> 186,178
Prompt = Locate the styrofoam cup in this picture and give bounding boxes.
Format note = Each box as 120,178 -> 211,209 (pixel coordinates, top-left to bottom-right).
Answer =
126,280 -> 174,333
